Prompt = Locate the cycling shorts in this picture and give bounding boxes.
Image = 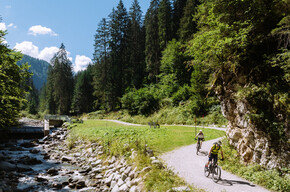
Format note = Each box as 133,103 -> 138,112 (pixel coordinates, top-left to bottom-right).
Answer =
209,153 -> 218,163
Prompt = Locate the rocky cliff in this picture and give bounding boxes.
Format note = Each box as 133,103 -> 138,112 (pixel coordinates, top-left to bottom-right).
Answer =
219,86 -> 289,169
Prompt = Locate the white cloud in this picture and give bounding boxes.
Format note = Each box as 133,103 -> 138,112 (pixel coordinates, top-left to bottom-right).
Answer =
14,41 -> 89,71
38,46 -> 59,62
0,22 -> 17,31
28,25 -> 58,36
74,55 -> 92,72
14,41 -> 39,58
0,23 -> 7,31
7,23 -> 16,29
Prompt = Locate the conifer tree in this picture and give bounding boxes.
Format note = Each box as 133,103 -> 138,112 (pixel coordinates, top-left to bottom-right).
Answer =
128,0 -> 146,88
145,0 -> 161,83
93,18 -> 111,110
158,0 -> 172,50
72,65 -> 95,114
172,0 -> 187,39
47,44 -> 74,115
178,0 -> 200,41
108,0 -> 130,109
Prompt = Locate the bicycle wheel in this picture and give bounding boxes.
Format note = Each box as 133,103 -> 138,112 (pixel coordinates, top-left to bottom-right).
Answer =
212,165 -> 221,183
196,143 -> 200,155
204,165 -> 210,177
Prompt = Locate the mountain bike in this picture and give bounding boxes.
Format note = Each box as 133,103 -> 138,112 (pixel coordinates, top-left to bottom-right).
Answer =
204,158 -> 223,183
195,138 -> 204,155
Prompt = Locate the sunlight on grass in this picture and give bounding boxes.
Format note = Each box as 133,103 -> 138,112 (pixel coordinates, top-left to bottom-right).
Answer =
69,119 -> 225,154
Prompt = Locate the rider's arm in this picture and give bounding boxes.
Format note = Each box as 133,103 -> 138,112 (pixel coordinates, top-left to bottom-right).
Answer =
208,147 -> 212,157
220,149 -> 224,159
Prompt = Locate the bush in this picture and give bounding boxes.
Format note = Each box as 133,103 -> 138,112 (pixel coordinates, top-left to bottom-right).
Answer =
121,87 -> 159,116
172,84 -> 191,106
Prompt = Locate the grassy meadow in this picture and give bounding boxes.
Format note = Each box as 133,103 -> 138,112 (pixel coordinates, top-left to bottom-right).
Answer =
66,119 -> 224,191
68,119 -> 225,154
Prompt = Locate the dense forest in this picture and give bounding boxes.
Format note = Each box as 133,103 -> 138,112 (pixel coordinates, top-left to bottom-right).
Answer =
1,0 -> 289,167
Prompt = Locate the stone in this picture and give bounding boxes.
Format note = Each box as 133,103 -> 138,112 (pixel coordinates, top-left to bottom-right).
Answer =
52,183 -> 63,189
61,156 -> 73,162
76,181 -> 86,189
29,149 -> 40,154
117,178 -> 124,186
111,184 -> 120,192
47,168 -> 58,176
151,160 -> 163,168
110,180 -> 117,189
141,167 -> 151,173
124,166 -> 132,175
19,156 -> 42,165
129,186 -> 139,192
91,159 -> 102,167
35,176 -> 48,182
119,183 -> 129,191
104,173 -> 114,185
169,186 -> 190,192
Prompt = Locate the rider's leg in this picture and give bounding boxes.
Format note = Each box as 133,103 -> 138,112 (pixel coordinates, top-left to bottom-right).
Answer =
206,154 -> 212,167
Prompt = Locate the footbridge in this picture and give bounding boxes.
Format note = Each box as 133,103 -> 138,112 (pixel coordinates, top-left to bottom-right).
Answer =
44,115 -> 71,136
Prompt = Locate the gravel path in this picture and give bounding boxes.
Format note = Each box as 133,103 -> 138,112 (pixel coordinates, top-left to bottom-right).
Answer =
160,138 -> 270,192
103,119 -> 142,126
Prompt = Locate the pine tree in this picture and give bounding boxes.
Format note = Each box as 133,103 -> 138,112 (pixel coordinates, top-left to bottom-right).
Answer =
27,80 -> 39,114
93,18 -> 111,109
72,65 -> 95,114
108,0 -> 130,109
145,0 -> 161,83
172,0 -> 187,39
178,0 -> 200,41
47,43 -> 74,115
128,0 -> 146,88
158,0 -> 172,50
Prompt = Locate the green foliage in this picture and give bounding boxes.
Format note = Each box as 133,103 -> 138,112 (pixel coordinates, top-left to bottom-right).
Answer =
72,65 -> 95,114
172,84 -> 191,106
158,0 -> 172,50
220,138 -> 290,192
0,30 -> 31,128
45,44 -> 74,115
145,0 -> 161,83
121,86 -> 159,116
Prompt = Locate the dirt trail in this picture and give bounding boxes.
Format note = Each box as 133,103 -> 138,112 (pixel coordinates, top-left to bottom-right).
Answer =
160,138 -> 270,192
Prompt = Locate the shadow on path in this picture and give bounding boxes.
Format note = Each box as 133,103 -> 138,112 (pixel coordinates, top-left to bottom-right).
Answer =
218,178 -> 256,187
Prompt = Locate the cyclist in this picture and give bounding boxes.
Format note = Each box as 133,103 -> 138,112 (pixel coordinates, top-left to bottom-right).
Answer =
195,130 -> 205,149
206,140 -> 224,168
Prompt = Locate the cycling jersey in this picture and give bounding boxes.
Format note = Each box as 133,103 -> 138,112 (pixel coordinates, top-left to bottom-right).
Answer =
210,143 -> 222,155
196,132 -> 204,139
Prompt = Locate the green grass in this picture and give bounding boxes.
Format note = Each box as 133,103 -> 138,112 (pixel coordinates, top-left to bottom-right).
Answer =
220,138 -> 290,192
68,120 -> 225,154
67,119 -> 224,191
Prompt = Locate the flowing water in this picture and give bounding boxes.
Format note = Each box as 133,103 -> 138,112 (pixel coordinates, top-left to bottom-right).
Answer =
0,129 -> 96,192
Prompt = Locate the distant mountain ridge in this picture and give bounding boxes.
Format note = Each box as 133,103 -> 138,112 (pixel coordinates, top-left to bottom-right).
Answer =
17,54 -> 50,90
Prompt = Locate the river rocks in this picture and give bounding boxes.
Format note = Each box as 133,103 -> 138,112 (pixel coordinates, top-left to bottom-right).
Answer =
47,168 -> 59,176
18,155 -> 42,165
61,155 -> 73,162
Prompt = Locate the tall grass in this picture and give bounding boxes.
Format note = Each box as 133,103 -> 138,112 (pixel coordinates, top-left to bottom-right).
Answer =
87,105 -> 228,127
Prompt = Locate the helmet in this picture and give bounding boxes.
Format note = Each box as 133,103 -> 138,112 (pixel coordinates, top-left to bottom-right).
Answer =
199,130 -> 202,132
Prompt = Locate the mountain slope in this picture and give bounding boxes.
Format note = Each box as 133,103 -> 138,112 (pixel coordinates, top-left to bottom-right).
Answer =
17,54 -> 50,90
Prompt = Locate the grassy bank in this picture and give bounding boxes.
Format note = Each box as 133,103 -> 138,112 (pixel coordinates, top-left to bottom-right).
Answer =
219,138 -> 290,192
67,119 -> 224,191
86,106 -> 228,127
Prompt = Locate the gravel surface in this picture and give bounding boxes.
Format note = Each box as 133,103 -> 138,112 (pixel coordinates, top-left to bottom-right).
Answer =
160,138 -> 270,192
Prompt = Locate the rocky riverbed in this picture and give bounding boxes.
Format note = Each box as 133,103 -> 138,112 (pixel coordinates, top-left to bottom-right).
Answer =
0,127 -> 146,192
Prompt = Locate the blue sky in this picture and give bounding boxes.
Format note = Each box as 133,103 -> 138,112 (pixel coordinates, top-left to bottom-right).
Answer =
0,0 -> 150,72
